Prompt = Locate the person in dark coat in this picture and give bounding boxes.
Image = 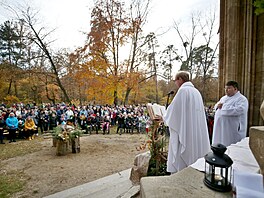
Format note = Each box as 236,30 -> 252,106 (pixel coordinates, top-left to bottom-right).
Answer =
0,116 -> 6,144
116,113 -> 125,135
49,113 -> 58,131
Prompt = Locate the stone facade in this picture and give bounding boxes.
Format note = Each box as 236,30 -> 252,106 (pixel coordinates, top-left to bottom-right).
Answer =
219,0 -> 264,127
249,126 -> 264,175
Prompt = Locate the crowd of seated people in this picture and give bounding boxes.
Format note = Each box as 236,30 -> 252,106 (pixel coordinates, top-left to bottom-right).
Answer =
0,102 -> 215,143
0,102 -> 151,143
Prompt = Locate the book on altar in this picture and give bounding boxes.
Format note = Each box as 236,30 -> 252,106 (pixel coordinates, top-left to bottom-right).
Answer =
146,103 -> 166,120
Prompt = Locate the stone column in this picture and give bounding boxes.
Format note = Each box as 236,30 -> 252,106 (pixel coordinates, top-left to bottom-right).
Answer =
260,100 -> 264,120
219,0 -> 264,127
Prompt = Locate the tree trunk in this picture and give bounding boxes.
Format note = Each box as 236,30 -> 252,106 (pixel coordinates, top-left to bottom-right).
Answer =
7,78 -> 12,95
27,20 -> 71,104
45,77 -> 56,104
114,90 -> 118,105
124,87 -> 132,105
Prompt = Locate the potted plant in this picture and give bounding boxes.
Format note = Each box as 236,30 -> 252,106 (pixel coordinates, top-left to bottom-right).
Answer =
54,126 -> 70,156
68,128 -> 82,153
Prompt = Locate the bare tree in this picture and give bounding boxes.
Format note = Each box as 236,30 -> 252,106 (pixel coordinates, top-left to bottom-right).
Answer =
173,12 -> 203,79
160,44 -> 181,83
1,2 -> 71,103
146,32 -> 159,103
123,0 -> 151,104
172,6 -> 219,101
195,8 -> 219,98
19,7 -> 71,103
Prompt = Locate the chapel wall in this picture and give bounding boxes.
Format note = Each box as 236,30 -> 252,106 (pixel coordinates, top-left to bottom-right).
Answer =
219,0 -> 264,128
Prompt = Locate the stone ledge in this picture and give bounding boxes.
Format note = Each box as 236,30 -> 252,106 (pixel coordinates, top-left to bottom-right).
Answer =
140,167 -> 232,198
249,126 -> 264,175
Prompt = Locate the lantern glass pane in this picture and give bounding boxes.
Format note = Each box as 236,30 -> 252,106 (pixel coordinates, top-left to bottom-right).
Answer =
205,162 -> 213,182
228,167 -> 232,182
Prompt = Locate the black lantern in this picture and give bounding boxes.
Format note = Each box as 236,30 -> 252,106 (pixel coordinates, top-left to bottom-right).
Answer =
204,143 -> 233,192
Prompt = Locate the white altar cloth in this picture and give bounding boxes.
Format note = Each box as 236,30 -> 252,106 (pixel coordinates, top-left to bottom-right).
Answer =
190,137 -> 260,173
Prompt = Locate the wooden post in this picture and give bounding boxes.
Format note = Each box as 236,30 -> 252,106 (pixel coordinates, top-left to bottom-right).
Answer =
52,137 -> 57,147
56,140 -> 68,156
71,137 -> 80,153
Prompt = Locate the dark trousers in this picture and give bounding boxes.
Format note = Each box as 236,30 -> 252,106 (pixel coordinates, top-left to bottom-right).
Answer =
0,129 -> 4,142
39,121 -> 44,133
43,122 -> 49,131
93,123 -> 100,134
8,128 -> 17,141
116,124 -> 125,134
24,129 -> 35,138
131,125 -> 139,134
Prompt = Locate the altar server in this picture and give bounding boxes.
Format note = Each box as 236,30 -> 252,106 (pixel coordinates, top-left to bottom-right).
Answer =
212,81 -> 248,147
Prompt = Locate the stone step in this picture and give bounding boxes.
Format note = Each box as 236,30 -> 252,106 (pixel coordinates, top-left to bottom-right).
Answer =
42,133 -> 53,139
121,185 -> 140,198
44,168 -> 140,198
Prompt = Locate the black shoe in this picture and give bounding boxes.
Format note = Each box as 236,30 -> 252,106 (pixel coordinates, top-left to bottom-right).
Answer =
13,140 -> 16,142
9,140 -> 12,143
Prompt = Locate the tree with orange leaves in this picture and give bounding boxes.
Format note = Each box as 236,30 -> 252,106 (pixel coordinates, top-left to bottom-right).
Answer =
84,0 -> 152,105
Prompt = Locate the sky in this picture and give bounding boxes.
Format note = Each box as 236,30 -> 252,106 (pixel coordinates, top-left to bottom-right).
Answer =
0,0 -> 219,51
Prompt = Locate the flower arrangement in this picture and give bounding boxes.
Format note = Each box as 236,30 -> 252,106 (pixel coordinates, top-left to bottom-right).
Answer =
68,128 -> 82,139
136,119 -> 169,176
52,125 -> 82,141
147,121 -> 169,176
53,124 -> 83,155
57,131 -> 70,142
52,126 -> 68,142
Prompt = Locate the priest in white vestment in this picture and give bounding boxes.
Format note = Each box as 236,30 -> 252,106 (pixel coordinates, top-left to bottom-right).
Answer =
212,81 -> 248,147
163,71 -> 210,174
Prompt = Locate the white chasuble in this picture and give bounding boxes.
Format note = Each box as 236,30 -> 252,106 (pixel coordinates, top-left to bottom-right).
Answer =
164,82 -> 210,173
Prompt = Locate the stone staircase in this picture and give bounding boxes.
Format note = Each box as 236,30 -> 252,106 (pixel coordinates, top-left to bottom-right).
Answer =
42,131 -> 90,139
42,132 -> 53,139
44,169 -> 140,198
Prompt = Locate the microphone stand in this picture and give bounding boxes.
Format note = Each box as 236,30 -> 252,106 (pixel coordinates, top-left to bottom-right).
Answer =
166,92 -> 173,109
165,92 -> 174,137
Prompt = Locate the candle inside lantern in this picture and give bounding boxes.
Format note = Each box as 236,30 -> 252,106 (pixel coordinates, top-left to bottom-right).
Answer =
214,174 -> 223,181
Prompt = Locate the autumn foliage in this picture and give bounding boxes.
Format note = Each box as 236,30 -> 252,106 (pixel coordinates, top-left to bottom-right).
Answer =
0,0 -> 219,106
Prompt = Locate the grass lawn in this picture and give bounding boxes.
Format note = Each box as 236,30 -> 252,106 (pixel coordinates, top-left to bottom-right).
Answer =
0,171 -> 27,198
0,138 -> 43,198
